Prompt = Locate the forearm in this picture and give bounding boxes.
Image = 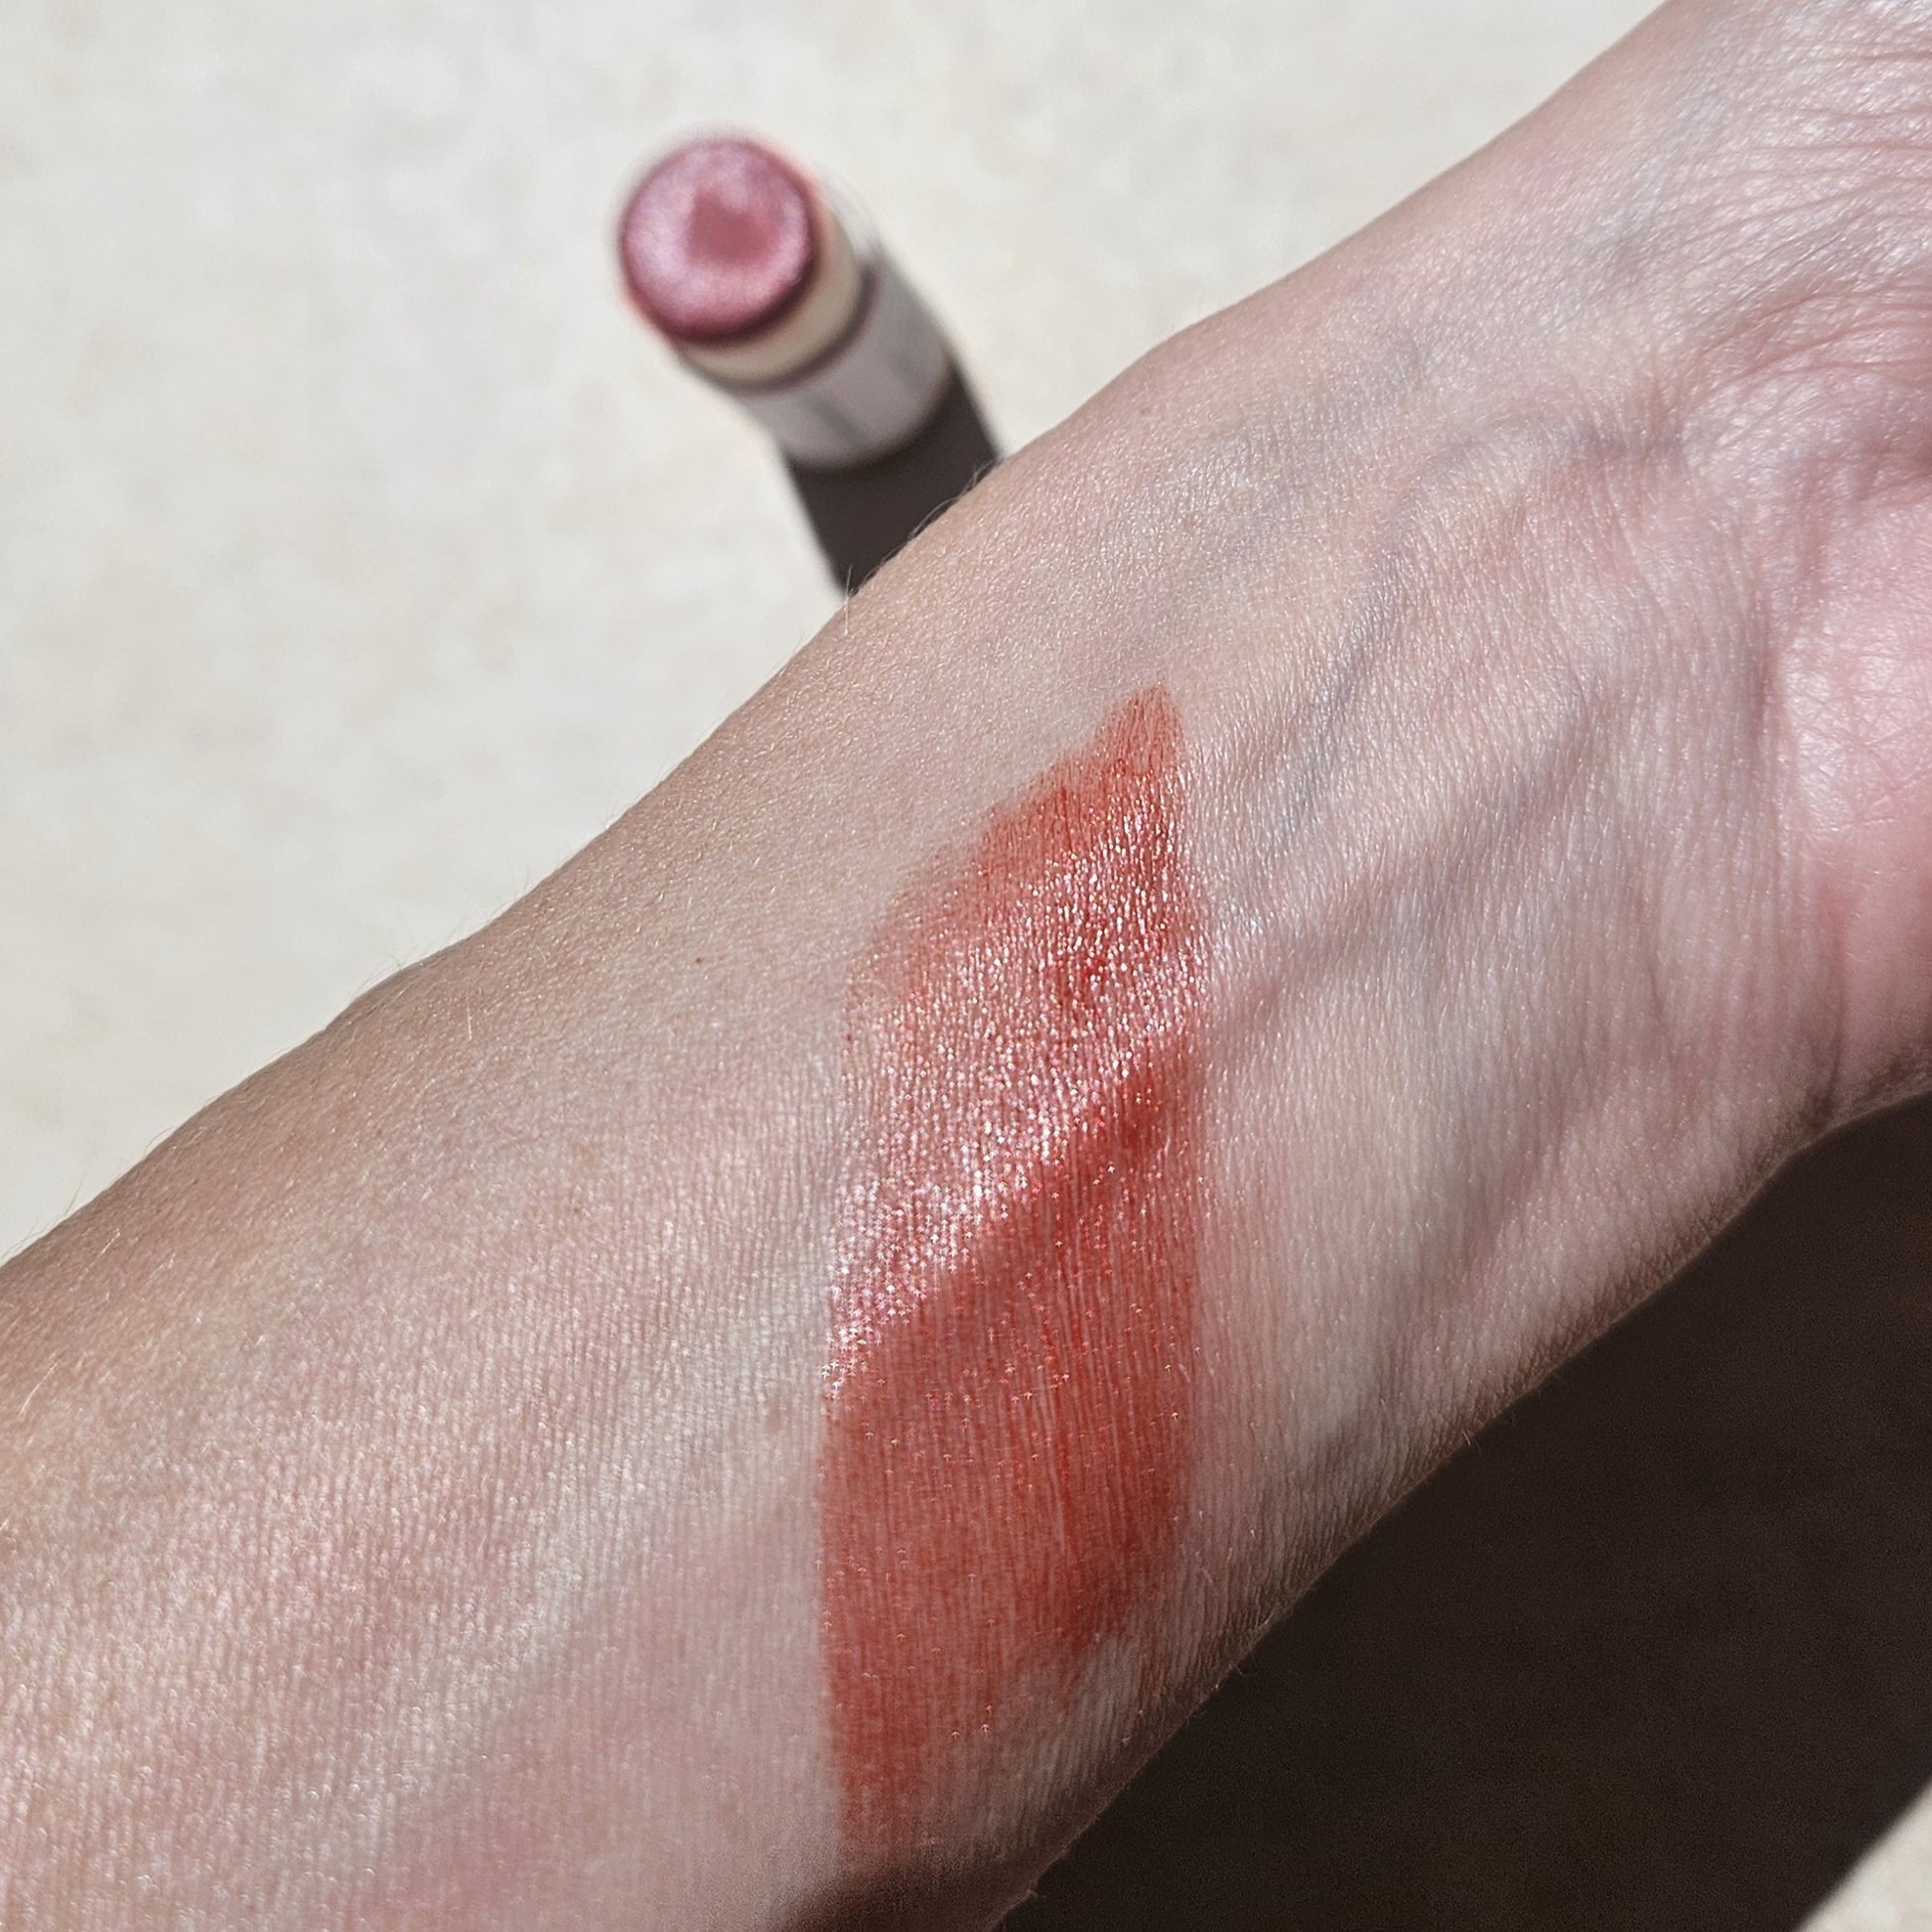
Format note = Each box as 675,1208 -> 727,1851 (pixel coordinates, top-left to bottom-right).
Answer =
3,1 -> 1914,1922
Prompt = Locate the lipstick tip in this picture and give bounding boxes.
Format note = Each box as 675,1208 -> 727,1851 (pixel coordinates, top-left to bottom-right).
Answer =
619,135 -> 821,346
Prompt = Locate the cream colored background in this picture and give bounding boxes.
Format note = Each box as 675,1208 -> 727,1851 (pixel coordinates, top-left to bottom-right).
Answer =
1,0 -> 1923,1920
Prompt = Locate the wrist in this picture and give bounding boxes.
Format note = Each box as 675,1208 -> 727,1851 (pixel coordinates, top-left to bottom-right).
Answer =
1004,228 -> 1842,1621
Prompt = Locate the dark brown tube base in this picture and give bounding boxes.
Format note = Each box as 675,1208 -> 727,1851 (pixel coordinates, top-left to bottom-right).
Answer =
785,368 -> 1000,593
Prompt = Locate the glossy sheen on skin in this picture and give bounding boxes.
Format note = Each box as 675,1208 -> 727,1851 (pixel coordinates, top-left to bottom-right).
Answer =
823,688 -> 1207,1861
618,136 -> 817,344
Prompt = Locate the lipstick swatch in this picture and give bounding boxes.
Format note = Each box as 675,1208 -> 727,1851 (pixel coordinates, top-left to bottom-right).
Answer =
823,688 -> 1206,1860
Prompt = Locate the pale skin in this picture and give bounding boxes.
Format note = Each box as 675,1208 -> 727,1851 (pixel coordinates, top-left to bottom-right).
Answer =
6,0 -> 1932,1922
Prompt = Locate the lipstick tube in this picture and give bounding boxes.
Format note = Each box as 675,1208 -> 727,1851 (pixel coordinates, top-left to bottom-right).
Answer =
620,134 -> 998,588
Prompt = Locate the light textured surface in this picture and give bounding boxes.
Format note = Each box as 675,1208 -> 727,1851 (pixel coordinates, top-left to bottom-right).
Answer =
1814,1807 -> 1932,1932
3,0 -> 1927,1921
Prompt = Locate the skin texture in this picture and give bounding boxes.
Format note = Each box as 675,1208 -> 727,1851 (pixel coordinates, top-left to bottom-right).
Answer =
5,0 -> 1932,1924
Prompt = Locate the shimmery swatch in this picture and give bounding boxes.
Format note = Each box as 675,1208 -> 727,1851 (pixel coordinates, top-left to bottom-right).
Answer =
822,688 -> 1207,1859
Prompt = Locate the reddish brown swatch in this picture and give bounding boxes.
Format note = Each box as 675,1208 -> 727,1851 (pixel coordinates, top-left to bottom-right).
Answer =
822,688 -> 1207,1860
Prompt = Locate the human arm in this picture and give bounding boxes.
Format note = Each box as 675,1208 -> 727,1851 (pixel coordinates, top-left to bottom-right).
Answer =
6,1 -> 1932,1923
